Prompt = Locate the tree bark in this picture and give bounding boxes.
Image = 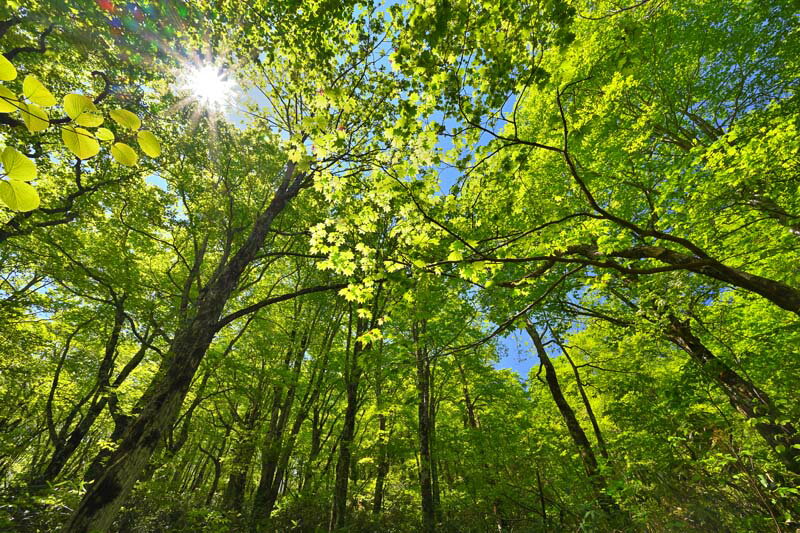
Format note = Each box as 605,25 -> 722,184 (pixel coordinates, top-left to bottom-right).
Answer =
525,322 -> 621,518
666,316 -> 800,475
64,163 -> 306,533
330,314 -> 367,531
32,301 -> 126,488
413,321 -> 436,533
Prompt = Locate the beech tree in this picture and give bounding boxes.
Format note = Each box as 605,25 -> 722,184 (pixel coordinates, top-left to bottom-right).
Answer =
0,0 -> 797,532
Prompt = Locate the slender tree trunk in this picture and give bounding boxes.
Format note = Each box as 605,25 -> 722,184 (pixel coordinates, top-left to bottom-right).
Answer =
221,402 -> 261,513
666,317 -> 800,475
413,321 -> 437,532
64,163 -> 306,533
371,341 -> 390,515
330,314 -> 366,531
32,301 -> 126,488
556,339 -> 610,460
525,322 -> 621,518
252,328 -> 310,528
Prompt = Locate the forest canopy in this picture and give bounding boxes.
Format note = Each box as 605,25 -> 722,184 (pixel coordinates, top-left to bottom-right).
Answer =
0,0 -> 798,531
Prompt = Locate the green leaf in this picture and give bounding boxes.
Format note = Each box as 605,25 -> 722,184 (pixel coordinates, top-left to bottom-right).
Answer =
95,127 -> 115,141
74,113 -> 104,127
0,54 -> 16,81
111,143 -> 138,166
1,147 -> 36,181
447,250 -> 464,262
62,126 -> 100,159
137,130 -> 161,157
0,86 -> 19,113
20,103 -> 49,132
64,93 -> 95,119
109,109 -> 141,130
23,75 -> 56,107
0,180 -> 39,211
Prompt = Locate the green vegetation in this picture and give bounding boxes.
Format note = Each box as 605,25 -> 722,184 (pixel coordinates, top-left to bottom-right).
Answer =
0,0 -> 797,531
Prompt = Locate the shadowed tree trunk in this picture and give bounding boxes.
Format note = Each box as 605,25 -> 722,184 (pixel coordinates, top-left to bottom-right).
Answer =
525,321 -> 624,522
32,300 -> 127,488
413,320 -> 437,533
330,312 -> 367,531
666,316 -> 800,475
63,163 -> 310,533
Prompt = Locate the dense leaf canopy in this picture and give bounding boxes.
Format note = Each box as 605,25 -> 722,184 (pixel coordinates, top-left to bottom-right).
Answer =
0,0 -> 798,532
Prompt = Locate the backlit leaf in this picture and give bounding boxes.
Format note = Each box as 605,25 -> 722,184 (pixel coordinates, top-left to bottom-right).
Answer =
0,54 -> 16,81
64,93 -> 95,119
0,86 -> 19,113
111,142 -> 138,166
137,130 -> 161,157
62,126 -> 100,159
20,103 -> 49,132
0,180 -> 39,211
75,113 -> 104,127
95,127 -> 115,141
1,147 -> 36,181
23,75 -> 56,107
109,109 -> 141,130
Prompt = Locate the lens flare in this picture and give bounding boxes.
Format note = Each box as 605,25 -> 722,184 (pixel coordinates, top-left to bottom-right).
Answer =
178,64 -> 234,112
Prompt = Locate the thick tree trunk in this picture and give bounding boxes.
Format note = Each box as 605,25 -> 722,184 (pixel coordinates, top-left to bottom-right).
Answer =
64,163 -> 305,533
666,317 -> 800,475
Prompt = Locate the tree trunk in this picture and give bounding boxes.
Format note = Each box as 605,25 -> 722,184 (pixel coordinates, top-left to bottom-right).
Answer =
64,163 -> 305,533
556,338 -> 610,460
666,316 -> 800,475
330,314 -> 366,531
525,322 -> 620,518
33,301 -> 126,488
414,325 -> 436,533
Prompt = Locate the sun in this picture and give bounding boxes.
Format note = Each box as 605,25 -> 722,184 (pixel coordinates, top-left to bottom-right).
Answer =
178,64 -> 235,112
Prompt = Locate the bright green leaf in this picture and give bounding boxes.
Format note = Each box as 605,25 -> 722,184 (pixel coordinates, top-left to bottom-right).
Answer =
75,113 -> 104,127
20,103 -> 49,132
1,147 -> 36,181
64,93 -> 95,119
0,86 -> 19,113
111,142 -> 138,166
109,109 -> 141,130
23,75 -> 56,107
0,179 -> 39,211
0,54 -> 16,81
95,127 -> 115,141
62,126 -> 100,159
137,130 -> 161,157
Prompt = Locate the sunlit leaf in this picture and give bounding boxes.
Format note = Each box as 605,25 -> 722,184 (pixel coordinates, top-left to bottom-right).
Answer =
64,93 -> 95,119
1,147 -> 37,181
0,180 -> 39,211
0,86 -> 19,113
95,127 -> 115,141
111,142 -> 138,166
109,109 -> 141,130
62,126 -> 100,159
20,103 -> 49,132
75,113 -> 104,127
23,75 -> 56,107
137,130 -> 161,157
0,54 -> 16,81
